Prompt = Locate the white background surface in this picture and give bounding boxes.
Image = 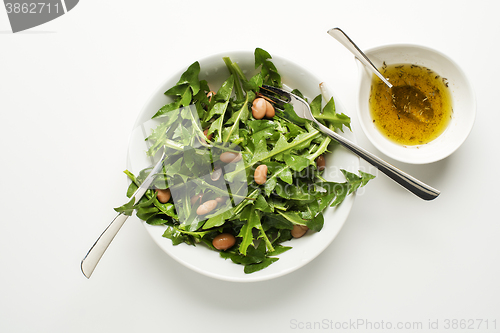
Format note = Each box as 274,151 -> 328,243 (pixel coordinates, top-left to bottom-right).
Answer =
1,1 -> 499,332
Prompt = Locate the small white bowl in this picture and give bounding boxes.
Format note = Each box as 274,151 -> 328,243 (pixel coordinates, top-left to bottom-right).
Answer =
356,44 -> 476,164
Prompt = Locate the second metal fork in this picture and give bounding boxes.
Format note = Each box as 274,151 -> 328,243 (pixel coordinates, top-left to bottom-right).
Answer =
259,85 -> 440,201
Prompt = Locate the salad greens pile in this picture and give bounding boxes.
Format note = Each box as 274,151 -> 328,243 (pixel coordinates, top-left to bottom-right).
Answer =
115,48 -> 374,274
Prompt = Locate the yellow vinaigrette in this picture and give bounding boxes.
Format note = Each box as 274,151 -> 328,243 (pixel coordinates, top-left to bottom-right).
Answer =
369,63 -> 453,145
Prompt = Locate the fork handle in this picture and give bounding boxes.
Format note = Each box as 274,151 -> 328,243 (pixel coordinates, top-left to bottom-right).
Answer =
327,28 -> 393,88
81,181 -> 152,278
80,212 -> 130,278
316,122 -> 440,200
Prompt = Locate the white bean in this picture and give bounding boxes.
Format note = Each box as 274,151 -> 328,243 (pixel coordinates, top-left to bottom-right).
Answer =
220,151 -> 242,163
212,233 -> 236,250
265,100 -> 275,118
254,164 -> 268,185
196,199 -> 218,215
252,98 -> 267,119
291,225 -> 309,238
156,189 -> 171,203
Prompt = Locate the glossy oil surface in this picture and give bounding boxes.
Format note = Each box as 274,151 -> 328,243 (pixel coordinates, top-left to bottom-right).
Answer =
369,63 -> 453,145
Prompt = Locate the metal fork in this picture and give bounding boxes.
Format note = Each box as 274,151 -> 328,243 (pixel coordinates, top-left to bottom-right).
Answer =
259,85 -> 440,201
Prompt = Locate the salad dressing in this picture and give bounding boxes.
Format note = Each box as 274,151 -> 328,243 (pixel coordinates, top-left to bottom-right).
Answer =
369,63 -> 453,145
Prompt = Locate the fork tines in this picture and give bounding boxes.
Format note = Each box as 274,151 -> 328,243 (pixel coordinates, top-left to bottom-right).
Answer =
259,85 -> 291,110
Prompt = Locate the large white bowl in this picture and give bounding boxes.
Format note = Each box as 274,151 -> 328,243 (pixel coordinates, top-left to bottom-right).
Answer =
128,50 -> 359,282
356,44 -> 476,164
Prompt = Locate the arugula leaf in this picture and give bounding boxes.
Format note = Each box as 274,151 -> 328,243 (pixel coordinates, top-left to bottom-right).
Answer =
164,84 -> 192,107
203,208 -> 235,229
162,226 -> 193,245
237,206 -> 261,255
313,96 -> 351,132
136,205 -> 160,221
153,100 -> 182,119
284,153 -> 310,172
341,169 -> 376,194
244,257 -> 279,274
237,205 -> 274,255
254,48 -> 281,87
253,194 -> 273,213
175,61 -> 201,95
264,175 -> 278,196
277,210 -> 307,225
114,197 -> 135,216
146,215 -> 170,225
205,76 -> 234,120
254,48 -> 272,69
223,94 -> 249,142
267,245 -> 292,256
220,245 -> 266,265
153,62 -> 202,118
306,213 -> 324,232
243,73 -> 264,91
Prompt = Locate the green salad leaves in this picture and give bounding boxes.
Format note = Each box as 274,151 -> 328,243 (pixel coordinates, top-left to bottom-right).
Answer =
115,48 -> 374,273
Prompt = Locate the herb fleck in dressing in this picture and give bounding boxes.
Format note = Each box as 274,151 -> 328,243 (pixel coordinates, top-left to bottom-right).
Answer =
369,63 -> 453,145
